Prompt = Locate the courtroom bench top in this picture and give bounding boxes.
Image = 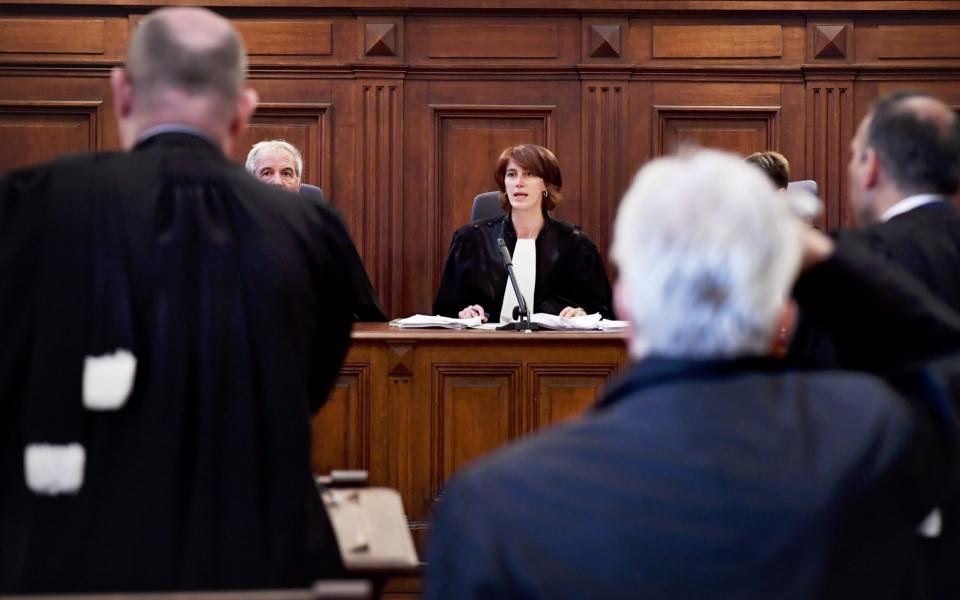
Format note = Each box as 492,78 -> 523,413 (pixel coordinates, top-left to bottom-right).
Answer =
351,322 -> 628,342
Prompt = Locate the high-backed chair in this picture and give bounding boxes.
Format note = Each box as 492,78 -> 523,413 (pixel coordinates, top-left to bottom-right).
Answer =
471,191 -> 503,222
300,183 -> 327,202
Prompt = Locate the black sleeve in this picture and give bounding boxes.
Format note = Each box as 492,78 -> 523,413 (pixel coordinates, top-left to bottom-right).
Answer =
432,231 -> 472,318
888,360 -> 960,515
308,206 -> 360,413
341,234 -> 388,322
821,364 -> 958,599
791,238 -> 960,373
304,189 -> 387,322
537,234 -> 614,319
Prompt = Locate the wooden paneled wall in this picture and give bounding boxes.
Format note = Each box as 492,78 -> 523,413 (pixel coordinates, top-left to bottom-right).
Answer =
2,2 -> 960,318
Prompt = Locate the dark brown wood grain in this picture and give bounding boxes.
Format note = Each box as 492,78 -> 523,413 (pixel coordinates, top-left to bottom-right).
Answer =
0,4 -> 958,322
312,324 -> 629,521
1,10 -> 958,598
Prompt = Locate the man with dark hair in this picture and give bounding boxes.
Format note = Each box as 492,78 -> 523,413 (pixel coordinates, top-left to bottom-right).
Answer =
844,90 -> 960,309
0,7 -> 354,593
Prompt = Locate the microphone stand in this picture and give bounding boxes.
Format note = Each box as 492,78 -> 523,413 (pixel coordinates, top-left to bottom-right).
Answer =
496,238 -> 540,332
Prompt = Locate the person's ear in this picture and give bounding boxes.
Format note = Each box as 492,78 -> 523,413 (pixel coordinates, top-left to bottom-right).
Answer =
111,67 -> 137,149
111,67 -> 134,118
863,147 -> 880,189
769,299 -> 798,358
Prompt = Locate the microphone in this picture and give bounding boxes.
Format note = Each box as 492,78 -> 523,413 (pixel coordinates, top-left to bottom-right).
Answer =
496,238 -> 539,332
497,238 -> 513,268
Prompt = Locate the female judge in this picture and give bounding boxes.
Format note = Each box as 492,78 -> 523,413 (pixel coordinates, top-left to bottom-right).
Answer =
433,144 -> 613,322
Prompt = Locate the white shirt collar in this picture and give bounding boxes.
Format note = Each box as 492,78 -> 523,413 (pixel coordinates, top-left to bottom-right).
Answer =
880,194 -> 945,222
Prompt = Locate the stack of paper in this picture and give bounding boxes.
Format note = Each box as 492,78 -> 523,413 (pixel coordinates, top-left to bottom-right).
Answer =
390,314 -> 482,329
530,312 -> 602,330
514,313 -> 630,331
599,319 -> 630,331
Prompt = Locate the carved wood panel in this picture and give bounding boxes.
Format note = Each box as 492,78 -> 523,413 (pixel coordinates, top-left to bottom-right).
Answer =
0,18 -> 105,54
232,102 -> 332,194
359,80 -> 403,315
806,82 -> 854,229
581,84 -> 626,263
432,364 -> 521,491
427,25 -> 559,59
654,105 -> 779,158
310,363 -> 370,474
652,25 -> 784,59
529,364 -> 619,430
876,25 -> 960,60
0,100 -> 100,172
235,20 -> 333,56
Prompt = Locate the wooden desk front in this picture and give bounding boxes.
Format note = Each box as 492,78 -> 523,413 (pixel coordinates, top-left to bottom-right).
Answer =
310,324 -> 629,537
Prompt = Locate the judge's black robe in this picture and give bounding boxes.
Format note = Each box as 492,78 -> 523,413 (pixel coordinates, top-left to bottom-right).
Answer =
432,214 -> 613,321
0,132 -> 356,593
298,184 -> 387,322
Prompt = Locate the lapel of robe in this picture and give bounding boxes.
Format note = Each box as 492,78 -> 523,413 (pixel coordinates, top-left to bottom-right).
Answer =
533,216 -> 559,312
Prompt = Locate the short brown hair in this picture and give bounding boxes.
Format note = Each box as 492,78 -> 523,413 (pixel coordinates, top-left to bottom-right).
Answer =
745,151 -> 790,189
494,144 -> 563,213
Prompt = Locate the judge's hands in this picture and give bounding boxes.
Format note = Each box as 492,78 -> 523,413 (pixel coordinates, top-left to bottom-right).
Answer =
559,306 -> 587,319
459,305 -> 488,322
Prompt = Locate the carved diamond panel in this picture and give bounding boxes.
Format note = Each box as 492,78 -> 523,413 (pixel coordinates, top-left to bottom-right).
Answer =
814,25 -> 848,59
365,23 -> 398,57
589,25 -> 622,58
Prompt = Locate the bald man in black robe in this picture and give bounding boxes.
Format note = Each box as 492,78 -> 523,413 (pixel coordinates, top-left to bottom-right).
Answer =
0,7 -> 354,593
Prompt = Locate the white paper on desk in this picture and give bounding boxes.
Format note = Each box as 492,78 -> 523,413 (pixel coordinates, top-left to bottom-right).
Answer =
530,312 -> 602,330
599,319 -> 629,331
391,314 -> 482,329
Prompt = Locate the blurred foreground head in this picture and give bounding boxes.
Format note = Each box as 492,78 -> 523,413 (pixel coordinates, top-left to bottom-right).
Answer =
612,149 -> 804,360
110,7 -> 258,153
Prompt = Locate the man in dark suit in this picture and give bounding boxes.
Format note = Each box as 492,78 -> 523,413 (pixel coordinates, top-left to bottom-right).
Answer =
789,90 -> 960,598
246,139 -> 388,321
425,149 -> 959,600
844,90 -> 960,308
0,7 -> 355,593
790,92 -> 960,364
